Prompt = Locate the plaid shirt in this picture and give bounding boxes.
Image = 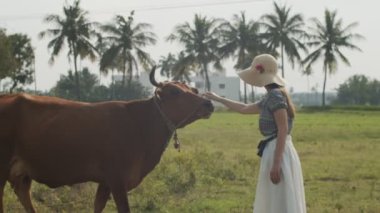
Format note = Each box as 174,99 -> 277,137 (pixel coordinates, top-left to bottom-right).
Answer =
257,89 -> 293,136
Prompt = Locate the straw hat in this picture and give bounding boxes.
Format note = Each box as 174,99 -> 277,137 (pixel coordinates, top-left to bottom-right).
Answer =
237,54 -> 286,87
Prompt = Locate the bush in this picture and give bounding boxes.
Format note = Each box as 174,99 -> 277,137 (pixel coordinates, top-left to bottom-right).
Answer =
50,68 -> 151,102
335,75 -> 380,105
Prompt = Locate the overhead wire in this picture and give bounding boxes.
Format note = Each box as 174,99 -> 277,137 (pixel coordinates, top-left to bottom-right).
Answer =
111,0 -> 267,12
0,0 -> 267,21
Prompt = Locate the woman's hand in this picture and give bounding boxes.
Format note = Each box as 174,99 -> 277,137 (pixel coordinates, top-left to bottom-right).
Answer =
203,92 -> 260,114
270,163 -> 282,184
203,92 -> 222,102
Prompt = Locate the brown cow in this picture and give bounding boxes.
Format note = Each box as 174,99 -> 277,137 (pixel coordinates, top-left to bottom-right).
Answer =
0,66 -> 214,213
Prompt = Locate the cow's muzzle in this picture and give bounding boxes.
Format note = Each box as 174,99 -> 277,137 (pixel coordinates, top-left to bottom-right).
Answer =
200,100 -> 214,118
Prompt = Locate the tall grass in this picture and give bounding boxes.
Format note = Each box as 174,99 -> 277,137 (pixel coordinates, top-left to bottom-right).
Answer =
3,110 -> 380,212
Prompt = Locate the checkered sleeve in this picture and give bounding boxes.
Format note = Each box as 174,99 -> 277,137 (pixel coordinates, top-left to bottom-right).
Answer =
256,97 -> 265,109
267,89 -> 288,112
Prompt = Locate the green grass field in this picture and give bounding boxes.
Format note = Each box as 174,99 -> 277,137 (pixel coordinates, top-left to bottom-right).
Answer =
3,109 -> 380,212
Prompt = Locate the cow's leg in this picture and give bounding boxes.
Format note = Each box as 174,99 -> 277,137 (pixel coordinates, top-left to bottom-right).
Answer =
94,183 -> 111,213
0,143 -> 11,213
12,176 -> 35,213
110,183 -> 130,213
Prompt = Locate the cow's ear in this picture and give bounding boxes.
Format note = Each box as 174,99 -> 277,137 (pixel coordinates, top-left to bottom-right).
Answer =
155,88 -> 163,100
158,88 -> 173,101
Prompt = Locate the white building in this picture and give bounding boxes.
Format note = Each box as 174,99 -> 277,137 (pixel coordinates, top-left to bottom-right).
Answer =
191,72 -> 240,102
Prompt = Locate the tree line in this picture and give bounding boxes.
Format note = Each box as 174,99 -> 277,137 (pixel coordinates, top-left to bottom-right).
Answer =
0,0 -> 365,105
335,75 -> 380,105
50,67 -> 151,102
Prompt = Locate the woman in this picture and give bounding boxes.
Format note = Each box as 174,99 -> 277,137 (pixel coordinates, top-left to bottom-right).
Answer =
204,54 -> 306,213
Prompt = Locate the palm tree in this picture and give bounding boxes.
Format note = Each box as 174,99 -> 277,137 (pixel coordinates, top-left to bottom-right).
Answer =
158,52 -> 193,82
260,2 -> 308,78
219,11 -> 265,103
96,32 -> 119,99
158,53 -> 176,79
99,11 -> 156,86
167,14 -> 223,91
171,52 -> 194,82
219,12 -> 265,68
39,0 -> 97,99
301,66 -> 313,105
158,51 -> 195,82
303,9 -> 363,106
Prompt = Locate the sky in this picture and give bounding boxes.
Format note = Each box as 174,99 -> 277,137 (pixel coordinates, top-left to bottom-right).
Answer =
0,0 -> 379,94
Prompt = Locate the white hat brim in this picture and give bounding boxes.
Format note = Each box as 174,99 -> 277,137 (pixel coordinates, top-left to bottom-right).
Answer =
237,67 -> 259,86
237,67 -> 286,87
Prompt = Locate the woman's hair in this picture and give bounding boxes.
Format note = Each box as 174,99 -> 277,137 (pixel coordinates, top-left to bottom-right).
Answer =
266,83 -> 296,118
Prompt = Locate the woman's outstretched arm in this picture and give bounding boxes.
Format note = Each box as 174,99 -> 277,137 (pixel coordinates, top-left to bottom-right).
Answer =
203,92 -> 260,114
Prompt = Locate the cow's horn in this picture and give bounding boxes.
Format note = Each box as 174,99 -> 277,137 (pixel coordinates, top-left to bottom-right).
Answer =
149,66 -> 161,87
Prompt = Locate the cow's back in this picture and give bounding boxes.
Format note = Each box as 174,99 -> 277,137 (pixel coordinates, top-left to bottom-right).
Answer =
1,93 -> 168,192
0,94 -> 81,184
1,94 -> 141,187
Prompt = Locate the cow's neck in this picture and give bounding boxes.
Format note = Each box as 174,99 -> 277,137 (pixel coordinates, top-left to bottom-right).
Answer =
143,98 -> 173,163
149,97 -> 175,150
137,98 -> 175,177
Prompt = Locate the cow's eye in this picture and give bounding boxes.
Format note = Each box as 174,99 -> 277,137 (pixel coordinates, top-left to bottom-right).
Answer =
170,89 -> 181,96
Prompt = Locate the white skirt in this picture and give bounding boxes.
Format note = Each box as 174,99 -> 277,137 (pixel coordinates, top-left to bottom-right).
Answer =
253,135 -> 306,213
